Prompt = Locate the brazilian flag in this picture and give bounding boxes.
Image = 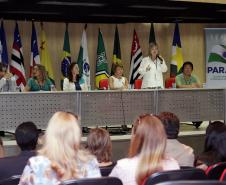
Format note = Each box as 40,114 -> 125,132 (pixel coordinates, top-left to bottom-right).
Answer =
111,26 -> 122,75
95,29 -> 109,88
61,24 -> 71,77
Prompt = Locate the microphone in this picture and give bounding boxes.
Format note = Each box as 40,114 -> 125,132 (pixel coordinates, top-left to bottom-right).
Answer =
157,55 -> 163,64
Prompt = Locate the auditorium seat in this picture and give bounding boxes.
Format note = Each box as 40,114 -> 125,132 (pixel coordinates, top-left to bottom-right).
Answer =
206,162 -> 226,180
165,77 -> 176,88
0,175 -> 21,185
144,168 -> 207,185
134,79 -> 142,89
60,177 -> 122,185
155,180 -> 226,185
99,79 -> 109,90
220,169 -> 226,181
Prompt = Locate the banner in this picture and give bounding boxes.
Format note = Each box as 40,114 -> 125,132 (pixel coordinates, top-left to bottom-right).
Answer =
205,28 -> 226,88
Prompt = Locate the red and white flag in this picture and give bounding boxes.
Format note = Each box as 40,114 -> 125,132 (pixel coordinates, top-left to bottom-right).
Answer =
10,22 -> 26,89
129,29 -> 143,87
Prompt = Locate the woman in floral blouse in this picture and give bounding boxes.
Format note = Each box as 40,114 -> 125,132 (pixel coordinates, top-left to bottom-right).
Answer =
19,112 -> 101,185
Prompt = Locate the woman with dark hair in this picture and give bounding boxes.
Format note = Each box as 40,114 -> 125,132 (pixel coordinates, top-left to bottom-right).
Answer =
109,64 -> 128,90
25,64 -> 54,91
110,114 -> 179,185
176,61 -> 201,88
63,62 -> 87,91
138,42 -> 167,89
196,121 -> 226,170
87,128 -> 113,167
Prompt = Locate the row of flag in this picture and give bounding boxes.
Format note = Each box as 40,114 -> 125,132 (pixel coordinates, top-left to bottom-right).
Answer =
0,21 -> 184,90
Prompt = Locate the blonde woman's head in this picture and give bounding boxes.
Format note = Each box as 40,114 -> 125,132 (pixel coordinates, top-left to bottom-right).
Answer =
39,111 -> 81,180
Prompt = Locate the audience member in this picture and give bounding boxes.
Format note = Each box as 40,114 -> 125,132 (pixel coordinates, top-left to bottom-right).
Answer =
196,121 -> 226,170
87,128 -> 113,167
24,64 -> 54,91
109,64 -> 128,90
63,62 -> 87,91
0,122 -> 38,180
158,112 -> 195,167
110,114 -> 179,185
19,112 -> 101,185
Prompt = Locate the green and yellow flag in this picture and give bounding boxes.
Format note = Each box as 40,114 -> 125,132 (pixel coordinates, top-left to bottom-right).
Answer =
95,29 -> 109,88
111,26 -> 122,75
170,23 -> 183,77
61,24 -> 71,77
40,23 -> 54,80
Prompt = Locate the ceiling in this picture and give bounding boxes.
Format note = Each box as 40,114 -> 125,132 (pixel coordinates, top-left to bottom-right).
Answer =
0,0 -> 226,23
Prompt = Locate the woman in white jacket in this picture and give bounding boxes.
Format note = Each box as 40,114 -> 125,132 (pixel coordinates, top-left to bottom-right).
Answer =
138,42 -> 167,89
63,62 -> 87,91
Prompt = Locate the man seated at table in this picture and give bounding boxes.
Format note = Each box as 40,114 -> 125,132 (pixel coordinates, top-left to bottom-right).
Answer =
176,61 -> 201,88
176,61 -> 202,128
0,63 -> 17,92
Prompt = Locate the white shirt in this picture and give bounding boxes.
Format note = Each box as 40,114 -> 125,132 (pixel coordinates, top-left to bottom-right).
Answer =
138,56 -> 167,89
0,76 -> 17,92
63,78 -> 87,91
110,76 -> 126,89
165,139 -> 195,167
110,156 -> 179,185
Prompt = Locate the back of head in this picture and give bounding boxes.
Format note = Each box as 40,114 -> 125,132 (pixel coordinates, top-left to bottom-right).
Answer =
158,112 -> 180,139
87,128 -> 112,163
15,122 -> 38,151
129,114 -> 167,184
39,111 -> 82,180
204,121 -> 226,160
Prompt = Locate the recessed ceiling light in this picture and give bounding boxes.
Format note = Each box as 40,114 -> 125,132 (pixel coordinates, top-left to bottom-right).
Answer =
38,1 -> 105,7
2,10 -> 61,15
129,5 -> 187,10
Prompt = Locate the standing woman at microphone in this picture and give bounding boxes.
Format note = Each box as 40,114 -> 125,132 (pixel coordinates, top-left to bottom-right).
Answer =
138,42 -> 167,89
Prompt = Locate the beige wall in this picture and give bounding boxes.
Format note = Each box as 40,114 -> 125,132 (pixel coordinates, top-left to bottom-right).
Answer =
3,20 -> 226,89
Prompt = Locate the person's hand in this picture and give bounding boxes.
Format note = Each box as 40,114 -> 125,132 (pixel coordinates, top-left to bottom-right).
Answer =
146,65 -> 151,71
4,72 -> 13,80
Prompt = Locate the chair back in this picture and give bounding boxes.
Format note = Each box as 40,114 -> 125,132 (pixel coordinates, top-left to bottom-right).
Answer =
100,163 -> 116,176
99,79 -> 109,90
134,79 -> 142,89
220,169 -> 226,181
165,77 -> 176,88
156,180 -> 226,185
206,162 -> 226,180
144,168 -> 207,185
0,175 -> 21,185
60,177 -> 122,185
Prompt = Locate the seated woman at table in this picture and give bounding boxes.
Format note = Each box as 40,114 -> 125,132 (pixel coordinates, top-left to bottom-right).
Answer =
176,61 -> 201,88
63,62 -> 87,91
24,64 -> 54,91
109,64 -> 128,90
